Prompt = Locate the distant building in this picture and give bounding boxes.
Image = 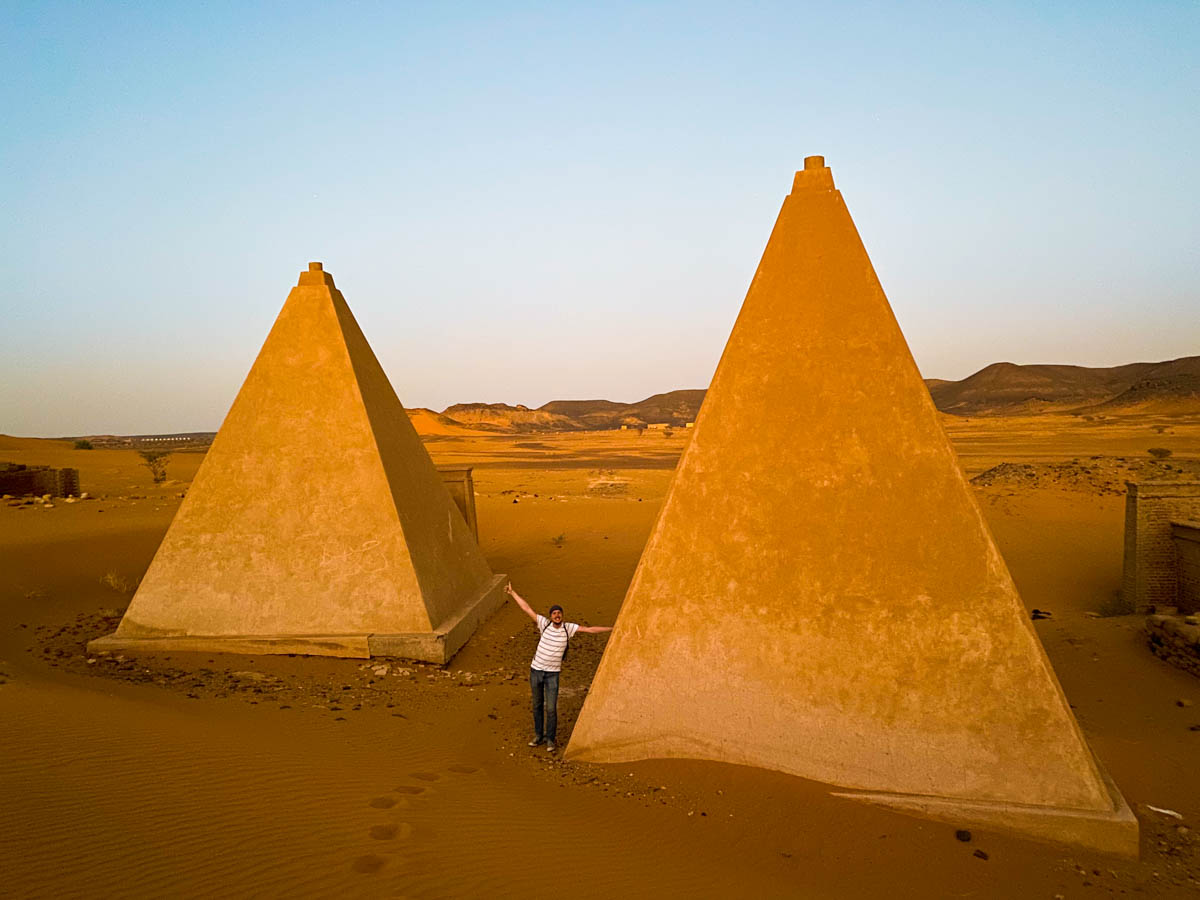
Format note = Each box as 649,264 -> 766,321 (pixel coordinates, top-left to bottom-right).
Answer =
0,463 -> 79,497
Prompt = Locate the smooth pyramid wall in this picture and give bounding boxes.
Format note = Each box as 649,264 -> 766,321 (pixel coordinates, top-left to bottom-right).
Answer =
565,160 -> 1137,856
89,263 -> 505,663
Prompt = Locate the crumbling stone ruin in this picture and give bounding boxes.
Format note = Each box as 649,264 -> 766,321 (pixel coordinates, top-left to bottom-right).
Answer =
1123,481 -> 1200,614
0,463 -> 79,497
1124,482 -> 1200,678
1146,614 -> 1200,678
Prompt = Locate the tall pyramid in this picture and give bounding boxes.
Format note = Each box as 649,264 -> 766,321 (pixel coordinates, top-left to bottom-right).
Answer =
565,160 -> 1137,855
89,263 -> 505,663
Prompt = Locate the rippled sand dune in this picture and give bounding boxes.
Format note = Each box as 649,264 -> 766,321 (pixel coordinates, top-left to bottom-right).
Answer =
2,418 -> 1199,896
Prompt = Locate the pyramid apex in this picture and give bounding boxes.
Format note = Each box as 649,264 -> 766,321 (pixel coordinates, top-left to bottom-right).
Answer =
297,261 -> 335,287
792,156 -> 835,193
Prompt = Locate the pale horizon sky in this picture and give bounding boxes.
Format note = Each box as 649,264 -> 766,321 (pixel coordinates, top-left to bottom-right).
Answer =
2,1 -> 1197,437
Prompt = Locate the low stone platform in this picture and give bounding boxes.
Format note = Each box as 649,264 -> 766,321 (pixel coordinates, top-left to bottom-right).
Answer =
835,760 -> 1139,858
1146,614 -> 1200,679
87,575 -> 507,665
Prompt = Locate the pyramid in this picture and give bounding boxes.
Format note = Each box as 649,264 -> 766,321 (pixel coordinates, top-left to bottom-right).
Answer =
89,263 -> 505,663
565,160 -> 1137,855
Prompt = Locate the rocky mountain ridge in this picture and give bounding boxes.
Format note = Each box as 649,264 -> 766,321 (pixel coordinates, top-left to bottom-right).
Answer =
411,356 -> 1198,433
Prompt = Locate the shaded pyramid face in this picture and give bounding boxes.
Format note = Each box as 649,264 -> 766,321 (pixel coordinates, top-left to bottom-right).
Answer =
566,161 -> 1135,854
97,263 -> 502,661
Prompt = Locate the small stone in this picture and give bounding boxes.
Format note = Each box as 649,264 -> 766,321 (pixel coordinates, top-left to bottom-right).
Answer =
955,829 -> 972,842
1084,611 -> 1102,618
973,849 -> 989,860
80,492 -> 89,500
1178,699 -> 1195,708
231,670 -> 270,682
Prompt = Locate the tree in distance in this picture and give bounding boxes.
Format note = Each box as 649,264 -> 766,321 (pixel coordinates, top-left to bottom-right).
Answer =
73,439 -> 93,450
1148,447 -> 1173,459
138,450 -> 171,483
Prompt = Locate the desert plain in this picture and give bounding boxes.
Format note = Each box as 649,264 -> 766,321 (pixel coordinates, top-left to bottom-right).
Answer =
2,411 -> 1200,898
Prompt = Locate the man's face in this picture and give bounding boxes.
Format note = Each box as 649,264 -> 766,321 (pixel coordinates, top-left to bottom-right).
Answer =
550,608 -> 564,625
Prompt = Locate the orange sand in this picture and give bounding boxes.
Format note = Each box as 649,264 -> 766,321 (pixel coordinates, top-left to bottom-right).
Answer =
2,417 -> 1199,897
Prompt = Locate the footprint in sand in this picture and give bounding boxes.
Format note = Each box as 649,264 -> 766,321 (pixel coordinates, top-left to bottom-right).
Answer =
352,854 -> 386,874
368,796 -> 397,809
447,764 -> 478,774
370,823 -> 413,841
393,785 -> 425,795
409,771 -> 440,782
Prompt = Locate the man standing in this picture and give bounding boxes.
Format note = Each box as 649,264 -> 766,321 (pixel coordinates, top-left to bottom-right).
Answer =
505,583 -> 613,752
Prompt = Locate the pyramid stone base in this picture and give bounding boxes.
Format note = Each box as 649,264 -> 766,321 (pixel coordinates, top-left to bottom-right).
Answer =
368,574 -> 507,663
833,760 -> 1139,858
87,632 -> 372,658
87,574 -> 507,664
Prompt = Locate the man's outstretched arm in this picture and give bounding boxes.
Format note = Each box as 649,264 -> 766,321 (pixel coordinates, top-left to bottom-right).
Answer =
576,625 -> 613,634
505,583 -> 538,622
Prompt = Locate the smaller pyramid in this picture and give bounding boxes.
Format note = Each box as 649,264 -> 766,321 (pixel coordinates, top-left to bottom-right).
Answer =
89,263 -> 504,662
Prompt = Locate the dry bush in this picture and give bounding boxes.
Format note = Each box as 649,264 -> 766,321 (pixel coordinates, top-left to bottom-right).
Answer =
137,450 -> 171,483
1148,447 -> 1173,459
100,571 -> 138,594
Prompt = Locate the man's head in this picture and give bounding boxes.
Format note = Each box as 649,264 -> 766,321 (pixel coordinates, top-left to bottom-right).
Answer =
548,604 -> 564,625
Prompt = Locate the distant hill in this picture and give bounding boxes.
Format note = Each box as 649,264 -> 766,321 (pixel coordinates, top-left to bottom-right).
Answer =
441,403 -> 577,433
927,356 -> 1200,416
410,358 -> 1198,435
404,408 -> 506,435
67,356 -> 1199,444
418,390 -> 707,435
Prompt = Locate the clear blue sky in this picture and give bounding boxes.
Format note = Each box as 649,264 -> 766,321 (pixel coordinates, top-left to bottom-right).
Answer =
2,1 -> 1197,436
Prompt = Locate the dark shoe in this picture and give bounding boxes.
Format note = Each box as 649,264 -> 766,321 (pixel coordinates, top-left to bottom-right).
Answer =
546,741 -> 557,753
528,737 -> 545,747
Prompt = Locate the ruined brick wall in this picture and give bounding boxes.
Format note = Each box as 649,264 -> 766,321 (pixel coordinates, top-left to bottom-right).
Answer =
1123,482 -> 1200,613
0,464 -> 80,497
1174,523 -> 1200,615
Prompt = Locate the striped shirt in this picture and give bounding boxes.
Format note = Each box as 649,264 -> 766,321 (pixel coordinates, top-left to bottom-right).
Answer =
531,615 -> 580,672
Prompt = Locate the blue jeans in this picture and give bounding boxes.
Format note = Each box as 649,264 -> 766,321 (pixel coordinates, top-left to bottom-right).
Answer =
530,668 -> 560,742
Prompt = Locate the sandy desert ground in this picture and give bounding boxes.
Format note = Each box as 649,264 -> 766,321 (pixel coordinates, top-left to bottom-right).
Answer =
2,413 -> 1200,898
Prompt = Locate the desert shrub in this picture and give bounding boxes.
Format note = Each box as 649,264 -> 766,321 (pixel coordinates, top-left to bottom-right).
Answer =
73,439 -> 94,450
137,449 -> 171,483
1148,447 -> 1173,459
100,571 -> 138,594
550,533 -> 566,548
